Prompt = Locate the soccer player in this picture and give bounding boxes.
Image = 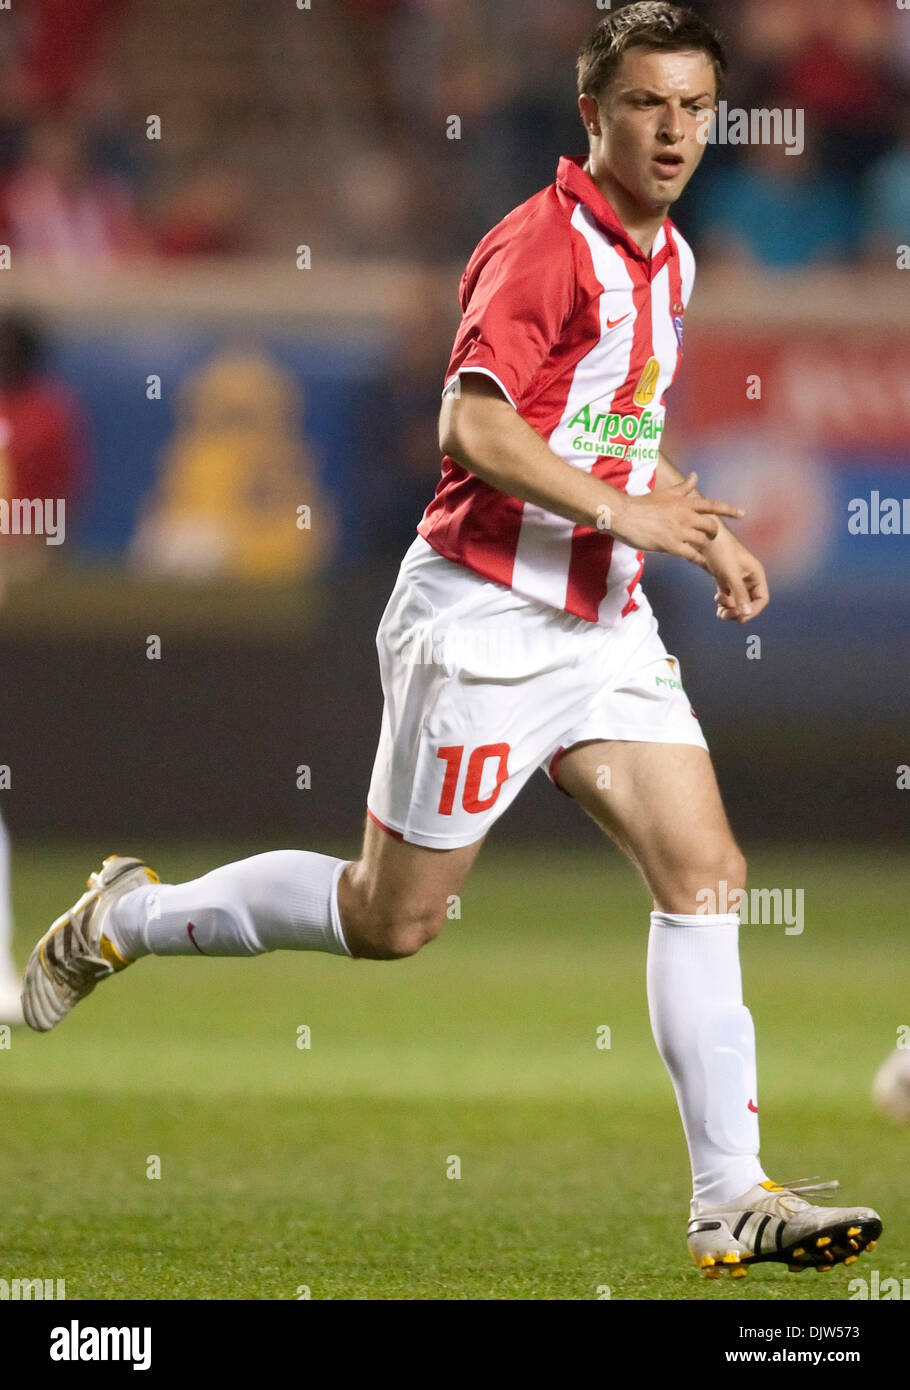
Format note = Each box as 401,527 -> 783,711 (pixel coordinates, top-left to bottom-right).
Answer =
21,3 -> 881,1277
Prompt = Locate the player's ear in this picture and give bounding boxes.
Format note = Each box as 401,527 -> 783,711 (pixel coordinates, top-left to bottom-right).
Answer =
578,93 -> 600,137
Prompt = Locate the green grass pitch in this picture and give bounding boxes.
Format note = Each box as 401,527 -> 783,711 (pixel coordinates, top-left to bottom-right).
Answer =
1,842 -> 907,1300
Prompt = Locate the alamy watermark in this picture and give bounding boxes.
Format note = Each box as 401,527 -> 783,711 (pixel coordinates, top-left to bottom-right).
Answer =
0,498 -> 65,545
399,623 -> 533,672
50,1322 -> 151,1370
847,491 -> 910,536
848,1270 -> 910,1300
696,103 -> 804,156
0,1275 -> 66,1299
696,880 -> 804,935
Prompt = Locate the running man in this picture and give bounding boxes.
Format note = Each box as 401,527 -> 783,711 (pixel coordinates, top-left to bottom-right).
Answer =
21,3 -> 881,1277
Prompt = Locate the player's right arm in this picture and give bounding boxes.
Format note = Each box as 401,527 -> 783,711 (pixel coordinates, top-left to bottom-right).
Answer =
439,372 -> 742,565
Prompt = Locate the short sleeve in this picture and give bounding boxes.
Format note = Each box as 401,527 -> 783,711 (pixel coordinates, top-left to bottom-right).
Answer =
442,213 -> 576,409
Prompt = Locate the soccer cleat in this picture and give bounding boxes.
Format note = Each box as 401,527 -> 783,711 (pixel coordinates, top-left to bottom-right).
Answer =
687,1177 -> 882,1279
21,856 -> 158,1032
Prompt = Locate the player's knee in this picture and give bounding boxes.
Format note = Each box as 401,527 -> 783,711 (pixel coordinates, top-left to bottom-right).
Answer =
346,901 -> 446,961
655,842 -> 747,915
382,913 -> 441,959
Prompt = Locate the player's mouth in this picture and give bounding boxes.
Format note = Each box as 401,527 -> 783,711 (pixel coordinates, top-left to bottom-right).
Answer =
651,152 -> 685,179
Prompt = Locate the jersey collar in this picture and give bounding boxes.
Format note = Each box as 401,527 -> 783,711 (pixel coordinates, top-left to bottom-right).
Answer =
556,155 -> 673,267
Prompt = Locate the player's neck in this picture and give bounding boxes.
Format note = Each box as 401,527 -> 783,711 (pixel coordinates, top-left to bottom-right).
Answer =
583,160 -> 667,259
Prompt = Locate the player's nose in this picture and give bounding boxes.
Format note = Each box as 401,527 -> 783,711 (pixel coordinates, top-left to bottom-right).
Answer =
657,105 -> 685,141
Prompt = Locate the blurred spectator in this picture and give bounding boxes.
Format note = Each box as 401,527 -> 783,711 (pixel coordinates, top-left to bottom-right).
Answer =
781,33 -> 896,184
154,162 -> 256,257
0,118 -> 148,265
366,266 -> 462,558
0,312 -> 90,567
695,126 -> 855,269
16,0 -> 127,110
0,313 -> 88,503
861,114 -> 910,264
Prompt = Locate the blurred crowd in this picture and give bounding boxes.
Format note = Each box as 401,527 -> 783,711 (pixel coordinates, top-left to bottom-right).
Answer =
0,0 -> 906,272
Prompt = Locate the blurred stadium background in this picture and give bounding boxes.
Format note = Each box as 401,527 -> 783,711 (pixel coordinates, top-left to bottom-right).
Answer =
0,0 -> 907,846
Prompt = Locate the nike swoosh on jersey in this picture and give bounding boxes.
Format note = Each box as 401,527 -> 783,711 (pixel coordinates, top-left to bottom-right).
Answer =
606,313 -> 631,329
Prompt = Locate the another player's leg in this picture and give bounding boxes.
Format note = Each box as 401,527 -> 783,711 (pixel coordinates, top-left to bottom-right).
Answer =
0,811 -> 24,1026
555,739 -> 881,1277
21,823 -> 482,1032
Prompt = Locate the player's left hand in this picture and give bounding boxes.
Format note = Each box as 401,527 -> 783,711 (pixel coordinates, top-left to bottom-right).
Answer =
699,526 -> 769,623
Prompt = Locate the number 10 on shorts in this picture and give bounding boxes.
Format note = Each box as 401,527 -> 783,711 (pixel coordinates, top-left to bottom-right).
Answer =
436,743 -> 511,815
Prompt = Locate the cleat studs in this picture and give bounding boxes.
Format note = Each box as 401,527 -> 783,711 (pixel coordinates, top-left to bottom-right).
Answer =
846,1227 -> 861,1236
788,1264 -> 805,1273
848,1239 -> 860,1250
730,1265 -> 748,1279
844,1256 -> 858,1265
865,1240 -> 877,1251
721,1252 -> 741,1264
702,1265 -> 722,1280
816,1236 -> 832,1248
792,1247 -> 806,1258
698,1257 -> 716,1268
816,1264 -> 833,1273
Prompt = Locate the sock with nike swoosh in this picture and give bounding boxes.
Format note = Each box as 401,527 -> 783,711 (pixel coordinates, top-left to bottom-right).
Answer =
647,910 -> 768,1206
105,852 -> 352,960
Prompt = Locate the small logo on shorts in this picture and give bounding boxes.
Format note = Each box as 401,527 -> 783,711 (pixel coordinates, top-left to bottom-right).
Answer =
657,659 -> 682,691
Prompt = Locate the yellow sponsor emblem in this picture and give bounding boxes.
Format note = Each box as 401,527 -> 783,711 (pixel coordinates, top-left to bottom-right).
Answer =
632,356 -> 661,407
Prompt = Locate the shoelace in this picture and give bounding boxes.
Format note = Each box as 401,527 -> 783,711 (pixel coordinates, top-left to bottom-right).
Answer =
54,901 -> 112,989
57,952 -> 112,989
773,1176 -> 840,1201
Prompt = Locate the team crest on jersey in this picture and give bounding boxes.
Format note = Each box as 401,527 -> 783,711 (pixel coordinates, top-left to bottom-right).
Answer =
632,356 -> 661,408
672,301 -> 685,349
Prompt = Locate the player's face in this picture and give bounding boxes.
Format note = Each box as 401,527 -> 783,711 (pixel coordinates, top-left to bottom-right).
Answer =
587,47 -> 717,213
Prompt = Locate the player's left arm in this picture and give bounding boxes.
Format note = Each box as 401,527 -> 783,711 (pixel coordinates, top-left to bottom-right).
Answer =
655,450 -> 769,622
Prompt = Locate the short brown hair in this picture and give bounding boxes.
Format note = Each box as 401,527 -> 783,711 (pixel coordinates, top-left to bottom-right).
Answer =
577,2 -> 727,102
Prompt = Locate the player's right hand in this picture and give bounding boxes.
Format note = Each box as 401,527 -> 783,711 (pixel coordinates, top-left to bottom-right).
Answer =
607,473 -> 744,563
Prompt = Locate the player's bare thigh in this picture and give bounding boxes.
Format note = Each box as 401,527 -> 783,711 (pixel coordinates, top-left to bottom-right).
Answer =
554,739 -> 746,914
338,816 -> 484,960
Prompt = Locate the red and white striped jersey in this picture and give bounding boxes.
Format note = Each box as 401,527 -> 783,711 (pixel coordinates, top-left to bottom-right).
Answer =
417,154 -> 695,627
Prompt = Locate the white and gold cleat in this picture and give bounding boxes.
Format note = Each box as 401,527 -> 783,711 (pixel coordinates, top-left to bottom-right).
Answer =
21,855 -> 158,1032
688,1178 -> 882,1279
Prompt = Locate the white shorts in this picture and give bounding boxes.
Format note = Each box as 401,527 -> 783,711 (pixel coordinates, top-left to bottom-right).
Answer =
366,537 -> 708,848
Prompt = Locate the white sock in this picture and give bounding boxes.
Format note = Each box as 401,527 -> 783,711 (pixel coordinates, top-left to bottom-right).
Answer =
106,852 -> 352,959
0,812 -> 16,985
647,910 -> 768,1206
